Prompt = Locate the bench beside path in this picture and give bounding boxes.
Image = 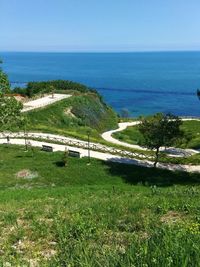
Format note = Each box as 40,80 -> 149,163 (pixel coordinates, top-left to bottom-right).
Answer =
2,94 -> 199,172
0,137 -> 200,173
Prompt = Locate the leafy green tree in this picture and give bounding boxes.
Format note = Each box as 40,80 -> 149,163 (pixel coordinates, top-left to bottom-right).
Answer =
138,113 -> 184,167
0,94 -> 23,131
18,115 -> 30,150
0,61 -> 11,94
0,61 -> 22,131
49,85 -> 55,98
62,149 -> 69,166
13,80 -> 98,97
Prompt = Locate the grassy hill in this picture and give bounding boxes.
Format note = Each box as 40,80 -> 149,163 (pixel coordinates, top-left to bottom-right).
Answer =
114,120 -> 200,149
14,79 -> 118,141
0,145 -> 200,266
24,92 -> 118,142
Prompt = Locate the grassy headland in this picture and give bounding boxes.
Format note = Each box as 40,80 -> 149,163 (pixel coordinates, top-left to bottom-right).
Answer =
14,80 -> 118,142
24,93 -> 118,142
13,80 -> 200,164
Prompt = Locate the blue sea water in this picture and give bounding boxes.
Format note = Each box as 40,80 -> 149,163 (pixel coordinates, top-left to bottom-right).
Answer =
1,51 -> 200,117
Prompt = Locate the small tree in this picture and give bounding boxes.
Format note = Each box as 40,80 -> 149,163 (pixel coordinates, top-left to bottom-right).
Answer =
0,61 -> 11,94
138,113 -> 184,167
62,149 -> 68,166
0,94 -> 23,131
19,116 -> 30,151
49,85 -> 55,98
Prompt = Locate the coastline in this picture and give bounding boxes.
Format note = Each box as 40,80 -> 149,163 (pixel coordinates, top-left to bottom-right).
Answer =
2,51 -> 200,117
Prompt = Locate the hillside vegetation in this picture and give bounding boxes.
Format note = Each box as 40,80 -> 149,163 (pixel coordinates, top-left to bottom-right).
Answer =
14,80 -> 118,141
13,80 -> 98,97
24,92 -> 118,141
114,120 -> 200,149
0,145 -> 200,266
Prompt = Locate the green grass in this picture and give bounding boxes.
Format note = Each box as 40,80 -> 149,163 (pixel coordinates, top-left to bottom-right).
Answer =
113,120 -> 200,149
17,94 -> 199,164
114,124 -> 144,145
0,145 -> 200,266
0,145 -> 199,189
23,93 -> 118,143
181,120 -> 200,149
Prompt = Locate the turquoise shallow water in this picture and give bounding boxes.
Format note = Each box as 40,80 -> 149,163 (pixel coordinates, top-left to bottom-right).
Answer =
1,51 -> 200,117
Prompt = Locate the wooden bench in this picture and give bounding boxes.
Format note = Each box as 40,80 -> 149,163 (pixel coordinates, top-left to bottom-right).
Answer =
68,150 -> 80,158
42,145 -> 53,152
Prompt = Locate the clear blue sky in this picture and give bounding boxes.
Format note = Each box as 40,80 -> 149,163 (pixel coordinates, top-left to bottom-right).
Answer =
1,0 -> 200,52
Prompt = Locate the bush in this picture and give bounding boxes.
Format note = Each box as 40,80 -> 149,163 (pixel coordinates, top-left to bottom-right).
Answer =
13,80 -> 99,97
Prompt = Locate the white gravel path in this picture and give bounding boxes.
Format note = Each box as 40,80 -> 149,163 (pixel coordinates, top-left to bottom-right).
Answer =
102,121 -> 142,150
102,121 -> 200,157
22,94 -> 71,112
0,137 -> 200,173
3,94 -> 200,172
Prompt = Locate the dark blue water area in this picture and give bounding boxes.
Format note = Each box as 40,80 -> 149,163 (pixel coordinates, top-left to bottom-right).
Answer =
97,87 -> 200,117
1,51 -> 200,117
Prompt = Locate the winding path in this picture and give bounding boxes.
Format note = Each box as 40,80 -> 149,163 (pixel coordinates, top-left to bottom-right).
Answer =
1,95 -> 199,172
0,132 -> 200,173
102,120 -> 200,157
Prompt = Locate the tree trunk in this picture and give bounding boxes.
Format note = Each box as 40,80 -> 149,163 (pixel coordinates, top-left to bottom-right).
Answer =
154,147 -> 159,168
24,128 -> 28,151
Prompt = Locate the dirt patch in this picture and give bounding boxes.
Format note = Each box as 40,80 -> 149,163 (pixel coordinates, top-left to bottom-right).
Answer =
16,169 -> 38,179
64,107 -> 76,118
160,211 -> 185,224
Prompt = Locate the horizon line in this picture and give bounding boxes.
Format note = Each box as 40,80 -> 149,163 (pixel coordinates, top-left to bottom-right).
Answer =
1,49 -> 200,54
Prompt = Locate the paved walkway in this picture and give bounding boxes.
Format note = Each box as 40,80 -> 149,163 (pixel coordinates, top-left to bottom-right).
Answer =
0,131 -> 152,160
22,94 -> 71,112
0,137 -> 200,173
2,94 -> 200,172
102,121 -> 200,157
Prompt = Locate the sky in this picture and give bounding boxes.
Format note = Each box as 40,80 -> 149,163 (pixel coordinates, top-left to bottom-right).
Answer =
1,0 -> 200,52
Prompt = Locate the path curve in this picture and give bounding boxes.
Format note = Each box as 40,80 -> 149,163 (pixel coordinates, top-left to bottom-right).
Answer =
0,137 -> 200,173
22,94 -> 199,158
102,120 -> 200,157
2,91 -> 200,173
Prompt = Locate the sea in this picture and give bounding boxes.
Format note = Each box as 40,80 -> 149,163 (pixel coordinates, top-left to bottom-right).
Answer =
1,51 -> 200,117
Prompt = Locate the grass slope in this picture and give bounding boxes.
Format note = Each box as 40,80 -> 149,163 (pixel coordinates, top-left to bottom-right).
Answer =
114,120 -> 200,149
0,145 -> 200,266
24,92 -> 118,142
